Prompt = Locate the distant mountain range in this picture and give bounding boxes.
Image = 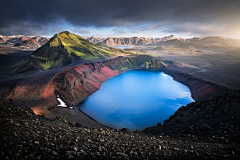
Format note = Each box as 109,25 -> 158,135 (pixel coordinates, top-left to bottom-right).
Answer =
1,33 -> 240,51
84,35 -> 183,46
84,35 -> 240,47
0,34 -> 50,49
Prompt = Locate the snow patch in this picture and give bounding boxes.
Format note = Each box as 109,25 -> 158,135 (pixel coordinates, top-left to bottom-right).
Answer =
56,95 -> 73,109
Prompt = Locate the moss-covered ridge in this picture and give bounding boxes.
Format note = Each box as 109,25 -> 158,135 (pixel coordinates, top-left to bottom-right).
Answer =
143,58 -> 167,69
11,31 -> 131,74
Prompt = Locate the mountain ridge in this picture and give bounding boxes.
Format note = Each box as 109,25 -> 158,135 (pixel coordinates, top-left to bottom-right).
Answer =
84,35 -> 240,47
84,35 -> 184,46
10,31 -> 131,74
1,33 -> 240,49
0,34 -> 49,49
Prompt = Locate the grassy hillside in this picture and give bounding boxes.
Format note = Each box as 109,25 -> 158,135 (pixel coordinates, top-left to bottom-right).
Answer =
11,31 -> 131,73
96,43 -> 129,53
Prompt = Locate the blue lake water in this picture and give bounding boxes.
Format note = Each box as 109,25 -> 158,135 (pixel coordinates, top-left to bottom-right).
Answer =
112,46 -> 134,49
79,70 -> 194,131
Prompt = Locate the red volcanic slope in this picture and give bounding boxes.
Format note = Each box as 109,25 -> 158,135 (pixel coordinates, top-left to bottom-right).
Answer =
1,62 -> 119,115
0,56 -> 230,116
43,62 -> 119,107
0,56 -> 152,114
162,64 -> 231,101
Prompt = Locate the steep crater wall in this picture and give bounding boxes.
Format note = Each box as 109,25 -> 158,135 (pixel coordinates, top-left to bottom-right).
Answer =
44,55 -> 230,107
0,55 -> 230,117
50,55 -> 156,106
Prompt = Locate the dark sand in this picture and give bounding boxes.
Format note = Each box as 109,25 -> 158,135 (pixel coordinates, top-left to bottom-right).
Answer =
45,106 -> 108,129
138,46 -> 240,90
0,45 -> 34,64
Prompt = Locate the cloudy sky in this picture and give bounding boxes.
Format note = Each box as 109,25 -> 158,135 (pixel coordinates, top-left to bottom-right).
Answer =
1,0 -> 240,38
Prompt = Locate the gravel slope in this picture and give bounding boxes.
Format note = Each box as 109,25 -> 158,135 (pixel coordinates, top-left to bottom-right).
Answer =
1,91 -> 240,160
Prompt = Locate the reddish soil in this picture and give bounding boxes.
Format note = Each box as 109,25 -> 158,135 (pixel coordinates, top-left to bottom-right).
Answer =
0,56 -> 231,128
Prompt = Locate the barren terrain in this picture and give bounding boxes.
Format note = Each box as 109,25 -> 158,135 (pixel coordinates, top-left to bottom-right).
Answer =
128,46 -> 240,90
0,45 -> 34,64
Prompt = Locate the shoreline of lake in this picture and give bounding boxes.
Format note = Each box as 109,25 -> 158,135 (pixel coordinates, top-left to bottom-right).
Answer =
79,70 -> 194,131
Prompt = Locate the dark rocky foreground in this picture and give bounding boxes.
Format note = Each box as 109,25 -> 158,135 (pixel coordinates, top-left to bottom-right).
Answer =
1,90 -> 240,159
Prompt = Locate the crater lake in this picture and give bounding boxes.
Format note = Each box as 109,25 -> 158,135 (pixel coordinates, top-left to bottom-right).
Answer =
79,70 -> 194,131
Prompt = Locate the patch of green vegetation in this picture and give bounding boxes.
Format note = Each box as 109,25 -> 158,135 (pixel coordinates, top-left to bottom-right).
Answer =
10,59 -> 30,73
120,66 -> 128,70
145,62 -> 150,69
149,54 -> 159,57
11,31 -> 135,73
96,43 -> 135,55
57,32 -> 114,58
161,61 -> 168,67
39,61 -> 55,70
145,59 -> 162,69
50,36 -> 59,47
39,55 -> 69,70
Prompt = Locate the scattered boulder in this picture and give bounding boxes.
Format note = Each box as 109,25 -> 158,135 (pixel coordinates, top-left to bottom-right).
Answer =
181,126 -> 195,134
58,116 -> 68,123
199,124 -> 213,132
120,128 -> 129,132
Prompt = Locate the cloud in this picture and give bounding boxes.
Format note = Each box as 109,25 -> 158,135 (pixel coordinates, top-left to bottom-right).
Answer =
51,26 -> 65,33
112,28 -> 126,34
160,21 -> 240,38
0,0 -> 240,38
0,21 -> 50,36
128,27 -> 141,33
74,28 -> 90,34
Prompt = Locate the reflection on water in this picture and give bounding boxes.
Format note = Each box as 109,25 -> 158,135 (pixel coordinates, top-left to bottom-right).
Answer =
79,70 -> 194,131
112,46 -> 134,49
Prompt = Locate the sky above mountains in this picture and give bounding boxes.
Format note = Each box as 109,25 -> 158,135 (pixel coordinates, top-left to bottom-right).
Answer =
1,0 -> 240,38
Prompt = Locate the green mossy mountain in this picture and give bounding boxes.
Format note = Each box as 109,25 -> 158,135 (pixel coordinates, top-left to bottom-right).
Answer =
11,31 -> 130,74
